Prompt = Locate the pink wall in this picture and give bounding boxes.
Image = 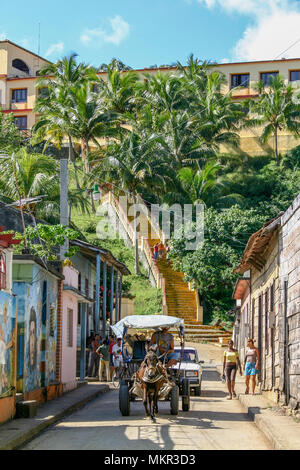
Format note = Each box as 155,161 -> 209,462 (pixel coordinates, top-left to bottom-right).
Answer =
61,266 -> 79,392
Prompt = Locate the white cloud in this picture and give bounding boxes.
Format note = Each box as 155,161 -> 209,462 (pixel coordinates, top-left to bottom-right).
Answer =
221,58 -> 229,64
195,0 -> 300,61
80,15 -> 130,47
45,42 -> 64,58
0,32 -> 7,40
234,11 -> 300,61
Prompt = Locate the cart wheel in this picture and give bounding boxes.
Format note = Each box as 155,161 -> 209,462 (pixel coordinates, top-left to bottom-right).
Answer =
170,385 -> 179,415
182,378 -> 190,412
119,384 -> 130,416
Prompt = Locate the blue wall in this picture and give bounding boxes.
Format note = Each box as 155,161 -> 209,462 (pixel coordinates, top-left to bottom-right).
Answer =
13,264 -> 59,393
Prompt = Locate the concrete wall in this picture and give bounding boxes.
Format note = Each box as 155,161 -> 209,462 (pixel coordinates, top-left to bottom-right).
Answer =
61,266 -> 79,392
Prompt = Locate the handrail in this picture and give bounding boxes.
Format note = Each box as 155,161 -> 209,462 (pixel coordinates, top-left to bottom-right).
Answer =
103,192 -> 161,287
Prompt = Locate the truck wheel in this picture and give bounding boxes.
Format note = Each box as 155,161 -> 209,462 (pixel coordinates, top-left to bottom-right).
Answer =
182,378 -> 190,412
170,385 -> 179,415
119,384 -> 130,416
194,380 -> 202,396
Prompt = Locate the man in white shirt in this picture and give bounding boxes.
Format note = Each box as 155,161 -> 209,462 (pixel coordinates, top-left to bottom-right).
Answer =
112,337 -> 123,375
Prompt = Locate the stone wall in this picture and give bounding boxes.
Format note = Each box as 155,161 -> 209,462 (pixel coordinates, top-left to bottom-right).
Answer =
250,232 -> 280,401
278,194 -> 300,408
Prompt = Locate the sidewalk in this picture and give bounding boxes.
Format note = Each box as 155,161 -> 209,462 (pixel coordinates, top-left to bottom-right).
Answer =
0,382 -> 110,450
215,362 -> 300,450
186,341 -> 300,450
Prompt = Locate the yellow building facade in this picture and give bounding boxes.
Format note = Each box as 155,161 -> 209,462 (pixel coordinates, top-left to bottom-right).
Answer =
1,39 -> 300,155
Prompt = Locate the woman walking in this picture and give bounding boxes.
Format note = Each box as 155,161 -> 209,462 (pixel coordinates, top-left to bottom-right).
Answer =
244,339 -> 259,395
222,340 -> 242,400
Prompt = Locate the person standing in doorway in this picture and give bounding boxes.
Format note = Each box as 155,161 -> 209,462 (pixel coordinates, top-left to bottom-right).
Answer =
244,338 -> 260,395
222,340 -> 242,400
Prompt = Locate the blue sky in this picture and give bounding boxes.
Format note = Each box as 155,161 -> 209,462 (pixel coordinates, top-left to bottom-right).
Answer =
1,0 -> 300,68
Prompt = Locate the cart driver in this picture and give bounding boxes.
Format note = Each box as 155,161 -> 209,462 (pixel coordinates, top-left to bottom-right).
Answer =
150,327 -> 178,369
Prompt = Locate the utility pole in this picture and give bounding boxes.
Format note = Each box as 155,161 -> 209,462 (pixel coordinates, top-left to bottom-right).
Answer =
60,146 -> 69,260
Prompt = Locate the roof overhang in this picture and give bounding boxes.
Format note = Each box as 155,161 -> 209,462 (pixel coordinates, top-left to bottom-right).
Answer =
233,278 -> 250,300
234,213 -> 283,275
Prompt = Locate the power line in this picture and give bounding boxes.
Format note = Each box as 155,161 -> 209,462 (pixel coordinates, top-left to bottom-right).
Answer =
273,37 -> 300,60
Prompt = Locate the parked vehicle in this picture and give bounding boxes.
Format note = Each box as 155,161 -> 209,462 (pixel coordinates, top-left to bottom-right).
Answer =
171,346 -> 204,396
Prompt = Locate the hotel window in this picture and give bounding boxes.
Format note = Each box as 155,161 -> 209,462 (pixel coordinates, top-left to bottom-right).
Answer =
260,72 -> 278,86
231,74 -> 250,89
14,116 -> 27,130
12,88 -> 27,103
67,309 -> 73,347
290,70 -> 300,82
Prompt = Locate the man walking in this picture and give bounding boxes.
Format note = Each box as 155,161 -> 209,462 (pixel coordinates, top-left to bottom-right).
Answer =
97,340 -> 110,382
87,334 -> 100,377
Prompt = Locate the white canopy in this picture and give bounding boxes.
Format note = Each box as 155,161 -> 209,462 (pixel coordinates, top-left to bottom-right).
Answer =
110,315 -> 184,338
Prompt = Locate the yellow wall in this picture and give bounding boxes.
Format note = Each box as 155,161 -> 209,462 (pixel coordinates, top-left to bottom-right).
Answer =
1,40 -> 300,154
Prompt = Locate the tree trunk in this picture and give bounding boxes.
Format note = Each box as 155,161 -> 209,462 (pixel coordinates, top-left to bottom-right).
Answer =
68,135 -> 81,190
274,127 -> 280,166
132,192 -> 140,275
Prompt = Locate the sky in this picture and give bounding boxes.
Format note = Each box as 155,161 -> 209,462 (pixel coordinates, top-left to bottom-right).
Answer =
1,0 -> 300,68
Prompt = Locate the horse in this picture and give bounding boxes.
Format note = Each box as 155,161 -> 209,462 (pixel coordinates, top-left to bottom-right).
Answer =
137,350 -> 167,421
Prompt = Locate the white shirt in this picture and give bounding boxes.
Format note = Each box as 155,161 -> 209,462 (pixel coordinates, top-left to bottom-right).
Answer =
112,343 -> 122,360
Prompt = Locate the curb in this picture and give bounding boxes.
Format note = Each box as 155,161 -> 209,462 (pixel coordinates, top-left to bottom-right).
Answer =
1,385 -> 110,450
236,393 -> 288,450
214,365 -> 293,450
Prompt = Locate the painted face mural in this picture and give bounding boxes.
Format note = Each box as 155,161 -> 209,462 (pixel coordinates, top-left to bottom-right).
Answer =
29,307 -> 37,371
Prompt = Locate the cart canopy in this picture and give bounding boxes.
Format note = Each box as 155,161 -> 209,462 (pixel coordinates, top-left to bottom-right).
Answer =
110,315 -> 184,338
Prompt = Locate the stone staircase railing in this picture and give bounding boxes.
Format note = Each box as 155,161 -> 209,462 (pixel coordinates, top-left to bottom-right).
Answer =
101,191 -> 168,314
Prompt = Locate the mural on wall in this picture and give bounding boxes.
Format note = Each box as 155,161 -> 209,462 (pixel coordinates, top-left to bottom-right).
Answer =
14,265 -> 59,393
24,282 -> 41,392
0,294 -> 16,398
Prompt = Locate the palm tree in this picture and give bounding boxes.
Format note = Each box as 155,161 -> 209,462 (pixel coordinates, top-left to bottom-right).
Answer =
248,74 -> 300,165
91,132 -> 172,273
178,161 -> 223,206
33,54 -> 99,183
0,149 -> 88,223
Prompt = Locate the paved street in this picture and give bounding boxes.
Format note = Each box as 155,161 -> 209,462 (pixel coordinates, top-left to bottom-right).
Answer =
22,348 -> 271,450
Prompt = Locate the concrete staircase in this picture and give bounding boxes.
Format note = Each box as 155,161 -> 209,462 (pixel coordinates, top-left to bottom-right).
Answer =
101,191 -> 232,343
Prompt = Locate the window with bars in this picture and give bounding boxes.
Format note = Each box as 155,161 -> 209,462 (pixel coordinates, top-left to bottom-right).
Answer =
290,70 -> 300,82
67,309 -> 73,347
14,116 -> 27,130
12,89 -> 27,102
231,73 -> 250,89
0,251 -> 6,290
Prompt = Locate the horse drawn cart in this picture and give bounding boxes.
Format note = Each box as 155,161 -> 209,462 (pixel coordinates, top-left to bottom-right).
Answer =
110,315 -> 191,418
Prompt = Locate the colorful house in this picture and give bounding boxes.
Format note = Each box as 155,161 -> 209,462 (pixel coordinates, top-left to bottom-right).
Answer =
0,226 -> 21,425
69,239 -> 130,381
12,255 -> 64,404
